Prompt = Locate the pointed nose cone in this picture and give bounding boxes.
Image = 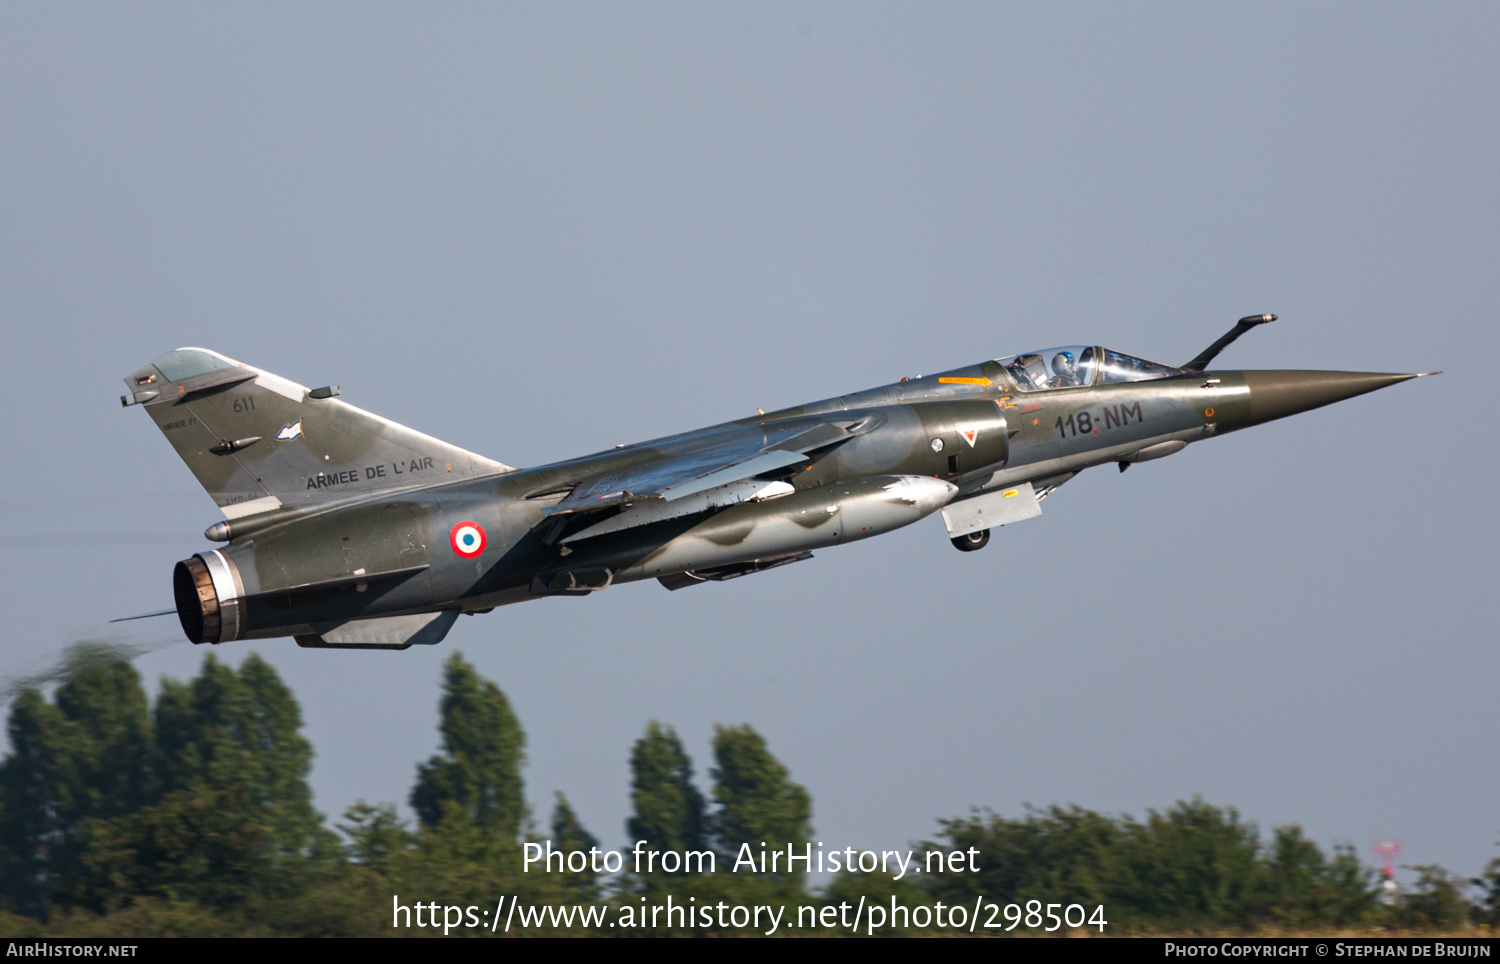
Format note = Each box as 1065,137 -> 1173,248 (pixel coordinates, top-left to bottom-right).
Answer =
1242,370 -> 1425,427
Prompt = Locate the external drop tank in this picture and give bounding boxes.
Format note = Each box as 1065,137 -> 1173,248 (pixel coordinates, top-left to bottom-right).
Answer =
533,475 -> 959,594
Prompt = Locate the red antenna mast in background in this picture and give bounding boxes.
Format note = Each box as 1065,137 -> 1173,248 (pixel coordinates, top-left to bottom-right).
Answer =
1373,840 -> 1402,877
1374,839 -> 1402,905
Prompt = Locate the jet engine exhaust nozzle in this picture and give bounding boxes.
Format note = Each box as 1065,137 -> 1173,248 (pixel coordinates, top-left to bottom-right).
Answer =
172,552 -> 246,645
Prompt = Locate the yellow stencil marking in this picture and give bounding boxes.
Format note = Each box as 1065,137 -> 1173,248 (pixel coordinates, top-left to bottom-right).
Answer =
939,376 -> 991,385
1002,489 -> 1018,498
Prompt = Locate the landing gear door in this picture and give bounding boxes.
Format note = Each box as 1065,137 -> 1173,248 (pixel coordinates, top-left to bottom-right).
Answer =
940,481 -> 1042,538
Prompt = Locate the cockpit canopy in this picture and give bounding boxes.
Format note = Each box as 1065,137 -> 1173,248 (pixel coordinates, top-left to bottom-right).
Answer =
999,346 -> 1096,391
998,346 -> 1180,393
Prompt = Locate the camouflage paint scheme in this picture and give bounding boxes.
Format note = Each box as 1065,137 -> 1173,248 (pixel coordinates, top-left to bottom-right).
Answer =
121,317 -> 1431,649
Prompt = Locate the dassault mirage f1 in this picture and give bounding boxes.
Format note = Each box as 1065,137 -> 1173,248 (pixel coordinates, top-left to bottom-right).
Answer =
120,315 -> 1432,649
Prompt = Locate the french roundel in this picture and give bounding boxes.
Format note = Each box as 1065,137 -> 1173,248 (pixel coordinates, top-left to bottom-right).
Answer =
449,521 -> 487,558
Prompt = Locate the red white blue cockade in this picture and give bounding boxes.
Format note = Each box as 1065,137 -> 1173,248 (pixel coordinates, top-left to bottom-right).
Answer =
449,521 -> 486,558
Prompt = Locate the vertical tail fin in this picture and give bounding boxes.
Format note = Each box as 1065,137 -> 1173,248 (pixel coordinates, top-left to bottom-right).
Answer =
123,348 -> 512,521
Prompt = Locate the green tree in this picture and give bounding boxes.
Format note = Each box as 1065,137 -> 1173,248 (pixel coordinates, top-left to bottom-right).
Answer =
51,654 -> 155,819
929,800 -> 1380,932
1396,864 -> 1474,930
927,804 -> 1122,912
77,653 -> 328,911
1108,799 -> 1268,929
626,721 -> 707,859
77,785 -> 273,910
152,653 -> 320,854
338,801 -> 413,873
709,724 -> 812,867
1474,846 -> 1500,926
1263,828 -> 1374,925
0,690 -> 69,917
410,653 -> 526,837
550,792 -> 601,898
0,650 -> 154,917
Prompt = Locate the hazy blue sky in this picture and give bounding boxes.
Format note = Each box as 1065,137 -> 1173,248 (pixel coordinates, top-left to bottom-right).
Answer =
2,4 -> 1496,884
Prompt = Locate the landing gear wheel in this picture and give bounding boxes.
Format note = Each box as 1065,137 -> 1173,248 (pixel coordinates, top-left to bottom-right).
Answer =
951,529 -> 990,552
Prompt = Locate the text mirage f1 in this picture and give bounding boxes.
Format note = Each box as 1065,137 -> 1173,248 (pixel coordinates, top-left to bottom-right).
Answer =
118,315 -> 1434,649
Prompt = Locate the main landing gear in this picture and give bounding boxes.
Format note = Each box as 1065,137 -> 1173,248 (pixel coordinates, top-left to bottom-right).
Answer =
951,529 -> 990,552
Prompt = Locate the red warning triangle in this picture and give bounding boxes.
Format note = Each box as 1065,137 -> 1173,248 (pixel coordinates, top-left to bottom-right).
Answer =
960,428 -> 978,447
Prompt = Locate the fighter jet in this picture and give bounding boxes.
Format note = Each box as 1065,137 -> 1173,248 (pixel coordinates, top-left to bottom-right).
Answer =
118,315 -> 1432,649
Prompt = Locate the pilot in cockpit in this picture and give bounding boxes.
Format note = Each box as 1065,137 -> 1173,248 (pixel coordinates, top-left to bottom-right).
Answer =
1051,351 -> 1080,387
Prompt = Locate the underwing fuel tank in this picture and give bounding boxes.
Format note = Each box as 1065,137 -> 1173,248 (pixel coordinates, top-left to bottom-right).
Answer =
538,475 -> 958,591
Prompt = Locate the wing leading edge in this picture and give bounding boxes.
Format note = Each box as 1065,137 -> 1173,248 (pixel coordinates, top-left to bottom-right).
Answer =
541,417 -> 870,520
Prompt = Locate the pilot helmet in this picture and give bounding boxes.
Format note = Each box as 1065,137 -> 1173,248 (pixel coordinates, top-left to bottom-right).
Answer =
1053,350 -> 1076,371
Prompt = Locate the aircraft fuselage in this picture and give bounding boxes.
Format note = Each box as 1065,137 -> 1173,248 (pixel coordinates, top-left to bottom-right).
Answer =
159,352 -> 1413,649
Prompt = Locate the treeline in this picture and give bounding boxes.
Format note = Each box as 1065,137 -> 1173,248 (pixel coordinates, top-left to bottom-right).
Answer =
0,645 -> 1494,936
